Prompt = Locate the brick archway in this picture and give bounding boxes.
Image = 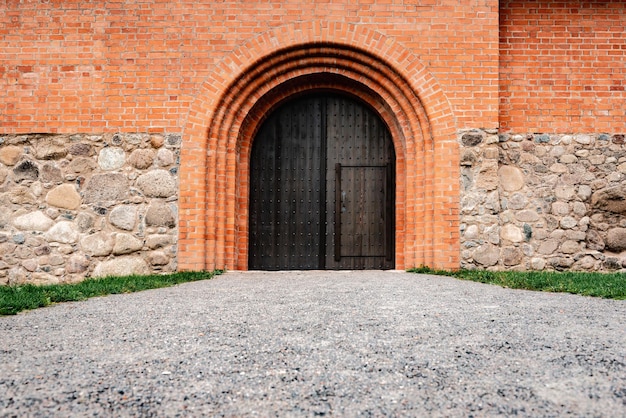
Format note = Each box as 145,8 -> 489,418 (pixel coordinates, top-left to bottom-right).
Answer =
180,22 -> 459,271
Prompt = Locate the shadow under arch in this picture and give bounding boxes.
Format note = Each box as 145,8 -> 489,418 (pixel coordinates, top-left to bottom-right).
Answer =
179,24 -> 459,271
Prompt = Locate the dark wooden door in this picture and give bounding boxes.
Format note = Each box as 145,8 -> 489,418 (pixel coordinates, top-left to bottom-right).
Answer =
249,93 -> 394,270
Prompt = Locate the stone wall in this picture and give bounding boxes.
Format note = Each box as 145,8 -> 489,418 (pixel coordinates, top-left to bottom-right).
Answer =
0,133 -> 180,285
461,130 -> 626,272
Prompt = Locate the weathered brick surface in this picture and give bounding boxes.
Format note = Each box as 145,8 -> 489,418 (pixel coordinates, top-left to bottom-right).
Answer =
500,0 -> 626,132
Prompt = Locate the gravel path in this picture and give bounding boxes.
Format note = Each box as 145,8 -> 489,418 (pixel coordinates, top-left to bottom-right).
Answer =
1,271 -> 625,417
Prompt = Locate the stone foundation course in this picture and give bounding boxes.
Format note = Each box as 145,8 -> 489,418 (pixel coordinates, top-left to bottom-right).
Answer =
461,130 -> 626,272
0,133 -> 180,285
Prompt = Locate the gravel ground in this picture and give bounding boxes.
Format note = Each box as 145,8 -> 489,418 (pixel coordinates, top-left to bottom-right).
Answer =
1,270 -> 625,417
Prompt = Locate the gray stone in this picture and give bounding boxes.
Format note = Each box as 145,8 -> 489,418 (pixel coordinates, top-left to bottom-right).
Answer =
484,191 -> 500,213
591,186 -> 626,214
549,257 -> 575,270
508,193 -> 527,210
46,184 -> 81,210
98,147 -> 126,171
484,224 -> 500,245
66,254 -> 90,274
113,233 -> 143,255
603,257 -> 621,270
92,256 -> 150,278
606,228 -> 626,252
6,187 -> 37,205
501,224 -> 523,242
128,149 -> 155,169
0,145 -> 23,166
555,186 -> 576,201
136,170 -> 176,198
460,150 -> 476,166
35,138 -> 68,160
83,173 -> 129,204
574,134 -> 592,145
13,160 -> 39,182
498,166 -> 524,191
560,216 -> 577,229
560,240 -> 580,254
109,205 -> 137,231
477,161 -> 498,191
68,157 -> 97,174
549,163 -> 568,173
530,257 -> 546,270
41,163 -> 63,184
145,201 -> 176,228
551,201 -> 569,216
572,202 -> 587,216
559,154 -> 578,164
21,258 -> 37,272
34,245 -> 51,256
80,232 -> 114,256
147,251 -> 169,266
146,234 -> 172,249
515,210 -> 539,222
68,143 -> 93,156
166,134 -> 181,146
156,148 -> 174,167
464,225 -> 479,240
534,134 -> 550,143
461,133 -> 483,147
538,239 -> 559,255
13,211 -> 54,231
586,230 -> 605,251
76,212 -> 94,232
472,244 -> 499,267
502,247 -> 522,266
44,221 -> 79,244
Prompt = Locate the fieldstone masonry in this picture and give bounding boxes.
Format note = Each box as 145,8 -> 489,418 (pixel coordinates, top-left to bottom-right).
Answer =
461,130 -> 626,272
0,133 -> 180,285
1,128 -> 625,285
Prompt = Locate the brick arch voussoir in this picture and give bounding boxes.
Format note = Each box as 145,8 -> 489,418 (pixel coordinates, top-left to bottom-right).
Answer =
180,21 -> 456,271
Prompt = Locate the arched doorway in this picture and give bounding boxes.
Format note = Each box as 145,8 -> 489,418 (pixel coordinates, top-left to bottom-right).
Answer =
248,93 -> 395,270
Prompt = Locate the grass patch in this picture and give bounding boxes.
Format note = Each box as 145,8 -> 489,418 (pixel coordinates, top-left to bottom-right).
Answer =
408,267 -> 626,300
0,270 -> 222,316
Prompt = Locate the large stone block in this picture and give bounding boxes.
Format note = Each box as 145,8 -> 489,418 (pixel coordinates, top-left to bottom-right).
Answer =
13,211 -> 54,231
46,184 -> 81,210
44,221 -> 79,244
498,166 -> 524,191
606,228 -> 626,252
80,232 -> 114,256
109,205 -> 137,231
0,145 -> 23,166
113,233 -> 143,255
83,173 -> 129,203
591,186 -> 626,214
98,147 -> 126,170
136,170 -> 176,198
92,256 -> 150,278
145,201 -> 176,228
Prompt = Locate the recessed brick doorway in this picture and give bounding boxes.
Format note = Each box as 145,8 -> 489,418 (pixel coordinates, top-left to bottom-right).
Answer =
248,93 -> 395,270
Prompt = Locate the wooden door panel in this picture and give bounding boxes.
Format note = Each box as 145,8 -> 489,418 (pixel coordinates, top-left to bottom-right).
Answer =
249,97 -> 323,270
249,93 -> 394,270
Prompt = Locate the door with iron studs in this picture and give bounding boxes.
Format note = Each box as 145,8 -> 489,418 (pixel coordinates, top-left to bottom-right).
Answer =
249,93 -> 395,270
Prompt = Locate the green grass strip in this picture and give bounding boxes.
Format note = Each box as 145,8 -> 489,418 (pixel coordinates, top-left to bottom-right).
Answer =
408,267 -> 626,300
0,270 -> 222,316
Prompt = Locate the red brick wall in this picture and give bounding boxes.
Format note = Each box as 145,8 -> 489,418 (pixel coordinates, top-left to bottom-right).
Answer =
500,0 -> 626,132
0,0 -> 499,133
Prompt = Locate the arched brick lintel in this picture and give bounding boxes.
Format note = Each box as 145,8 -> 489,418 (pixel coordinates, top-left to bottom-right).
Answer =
180,22 -> 459,272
